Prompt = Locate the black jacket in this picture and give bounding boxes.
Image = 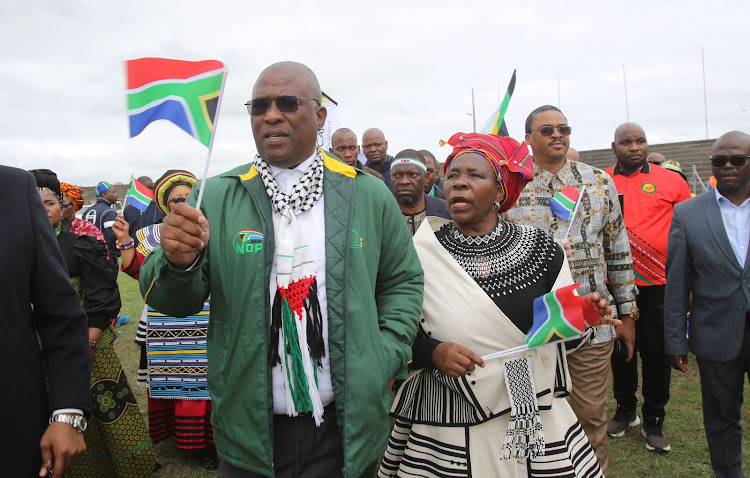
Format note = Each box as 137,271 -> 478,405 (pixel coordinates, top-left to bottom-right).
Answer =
83,197 -> 119,264
0,166 -> 91,476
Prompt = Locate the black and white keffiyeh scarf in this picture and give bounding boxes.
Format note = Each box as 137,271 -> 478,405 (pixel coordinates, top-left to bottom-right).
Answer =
254,152 -> 326,425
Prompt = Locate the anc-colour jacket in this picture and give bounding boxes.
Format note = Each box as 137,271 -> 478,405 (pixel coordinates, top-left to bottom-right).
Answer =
140,151 -> 424,477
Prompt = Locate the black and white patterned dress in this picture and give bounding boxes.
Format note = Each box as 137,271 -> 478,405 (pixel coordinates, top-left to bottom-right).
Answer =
379,218 -> 603,478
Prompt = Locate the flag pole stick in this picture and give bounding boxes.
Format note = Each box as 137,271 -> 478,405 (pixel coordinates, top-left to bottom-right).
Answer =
195,68 -> 229,210
564,186 -> 586,239
482,344 -> 528,361
122,173 -> 134,213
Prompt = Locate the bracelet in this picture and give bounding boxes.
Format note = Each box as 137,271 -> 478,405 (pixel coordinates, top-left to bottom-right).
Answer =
89,339 -> 98,346
116,240 -> 134,250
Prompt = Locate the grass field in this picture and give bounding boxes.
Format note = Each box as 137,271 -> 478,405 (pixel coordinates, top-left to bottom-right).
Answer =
115,274 -> 750,477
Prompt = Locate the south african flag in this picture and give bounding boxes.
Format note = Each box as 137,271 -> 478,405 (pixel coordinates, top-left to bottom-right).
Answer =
126,58 -> 226,147
526,284 -> 600,348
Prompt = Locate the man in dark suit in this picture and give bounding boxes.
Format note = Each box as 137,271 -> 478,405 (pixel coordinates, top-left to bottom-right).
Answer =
1,165 -> 91,477
665,131 -> 750,478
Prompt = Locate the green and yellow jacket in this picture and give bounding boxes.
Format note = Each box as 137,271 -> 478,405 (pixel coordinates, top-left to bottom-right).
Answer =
140,150 -> 424,477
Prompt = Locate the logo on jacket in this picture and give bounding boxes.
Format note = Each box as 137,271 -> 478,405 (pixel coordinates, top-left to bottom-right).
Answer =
641,182 -> 656,194
233,229 -> 264,254
350,229 -> 363,249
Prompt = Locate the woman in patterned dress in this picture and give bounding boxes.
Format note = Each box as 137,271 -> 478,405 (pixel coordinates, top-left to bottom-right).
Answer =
113,170 -> 217,469
378,133 -> 618,478
33,169 -> 159,477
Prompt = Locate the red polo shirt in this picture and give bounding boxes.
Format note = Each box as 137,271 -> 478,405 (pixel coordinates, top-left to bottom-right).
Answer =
605,162 -> 692,286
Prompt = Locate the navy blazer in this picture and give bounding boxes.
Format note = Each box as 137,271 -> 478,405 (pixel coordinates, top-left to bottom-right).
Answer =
664,190 -> 750,362
0,166 -> 91,475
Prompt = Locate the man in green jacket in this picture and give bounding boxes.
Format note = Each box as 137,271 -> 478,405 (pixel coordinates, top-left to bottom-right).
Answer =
139,61 -> 424,478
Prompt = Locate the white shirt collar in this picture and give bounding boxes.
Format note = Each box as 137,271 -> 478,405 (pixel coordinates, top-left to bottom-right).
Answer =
268,150 -> 318,178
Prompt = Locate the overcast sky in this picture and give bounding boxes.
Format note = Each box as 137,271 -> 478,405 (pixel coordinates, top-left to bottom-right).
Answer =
1,0 -> 747,186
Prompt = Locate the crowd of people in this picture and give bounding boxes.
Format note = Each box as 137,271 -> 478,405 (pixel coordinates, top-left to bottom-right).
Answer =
6,60 -> 750,478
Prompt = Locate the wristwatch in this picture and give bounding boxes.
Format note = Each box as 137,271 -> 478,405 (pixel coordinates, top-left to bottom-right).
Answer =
49,413 -> 88,433
627,302 -> 640,321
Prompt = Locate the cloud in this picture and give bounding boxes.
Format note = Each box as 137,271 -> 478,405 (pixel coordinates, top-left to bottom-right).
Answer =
1,0 -> 748,184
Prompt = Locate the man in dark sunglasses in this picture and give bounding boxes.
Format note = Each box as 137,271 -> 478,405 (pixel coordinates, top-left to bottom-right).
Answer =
605,123 -> 692,454
139,61 -> 423,478
504,105 -> 638,474
665,131 -> 750,478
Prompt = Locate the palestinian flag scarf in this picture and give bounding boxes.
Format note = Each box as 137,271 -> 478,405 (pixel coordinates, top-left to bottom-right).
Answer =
254,152 -> 326,425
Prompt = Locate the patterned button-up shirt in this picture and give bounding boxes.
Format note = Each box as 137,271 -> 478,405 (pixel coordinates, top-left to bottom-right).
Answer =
502,159 -> 637,343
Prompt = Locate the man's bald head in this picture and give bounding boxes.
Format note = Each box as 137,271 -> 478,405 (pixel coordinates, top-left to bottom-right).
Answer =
711,131 -> 750,198
362,128 -> 388,167
330,128 -> 360,167
612,122 -> 648,174
647,152 -> 666,165
137,176 -> 154,190
252,61 -> 322,101
712,131 -> 750,154
567,147 -> 580,162
331,128 -> 356,145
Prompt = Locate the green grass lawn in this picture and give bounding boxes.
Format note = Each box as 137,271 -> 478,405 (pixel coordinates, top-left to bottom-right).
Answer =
115,274 -> 749,477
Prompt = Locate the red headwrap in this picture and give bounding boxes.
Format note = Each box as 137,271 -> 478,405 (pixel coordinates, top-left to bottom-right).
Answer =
442,132 -> 534,213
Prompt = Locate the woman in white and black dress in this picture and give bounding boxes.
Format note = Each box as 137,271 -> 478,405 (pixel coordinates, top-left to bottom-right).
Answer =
379,133 -> 619,478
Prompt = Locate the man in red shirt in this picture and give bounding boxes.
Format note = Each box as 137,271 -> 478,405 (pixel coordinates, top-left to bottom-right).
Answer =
605,123 -> 692,453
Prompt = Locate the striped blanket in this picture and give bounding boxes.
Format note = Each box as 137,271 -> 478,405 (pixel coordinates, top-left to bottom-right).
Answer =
147,302 -> 210,400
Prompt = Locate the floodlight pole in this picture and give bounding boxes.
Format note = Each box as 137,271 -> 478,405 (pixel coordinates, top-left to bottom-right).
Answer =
623,64 -> 630,122
702,46 -> 709,139
471,88 -> 477,132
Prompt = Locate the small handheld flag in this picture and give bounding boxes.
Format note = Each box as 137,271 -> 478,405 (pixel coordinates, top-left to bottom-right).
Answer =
480,69 -> 517,137
126,58 -> 227,147
549,186 -> 582,221
482,283 -> 600,361
125,176 -> 153,212
526,284 -> 600,348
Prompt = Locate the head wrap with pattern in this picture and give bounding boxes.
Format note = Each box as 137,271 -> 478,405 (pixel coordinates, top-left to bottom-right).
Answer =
60,182 -> 85,211
154,170 -> 197,215
442,132 -> 533,213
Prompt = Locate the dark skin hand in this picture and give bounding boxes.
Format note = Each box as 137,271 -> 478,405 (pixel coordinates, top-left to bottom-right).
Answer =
616,316 -> 636,361
432,292 -> 618,377
39,423 -> 86,478
159,203 -> 210,269
669,355 -> 689,372
432,342 -> 485,378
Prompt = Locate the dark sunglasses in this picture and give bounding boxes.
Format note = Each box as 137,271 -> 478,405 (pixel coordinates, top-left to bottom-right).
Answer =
169,197 -> 187,205
710,155 -> 749,168
244,96 -> 321,116
536,125 -> 572,136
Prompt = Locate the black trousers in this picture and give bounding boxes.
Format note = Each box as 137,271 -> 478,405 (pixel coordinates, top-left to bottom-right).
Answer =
696,318 -> 750,478
611,285 -> 671,420
218,404 -> 376,478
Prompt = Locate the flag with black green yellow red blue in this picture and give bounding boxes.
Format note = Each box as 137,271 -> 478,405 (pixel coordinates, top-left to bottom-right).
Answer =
125,176 -> 153,212
126,58 -> 226,147
526,284 -> 600,348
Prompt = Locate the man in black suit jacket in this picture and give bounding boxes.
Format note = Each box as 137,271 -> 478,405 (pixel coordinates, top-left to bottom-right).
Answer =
665,131 -> 750,478
1,165 -> 91,477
